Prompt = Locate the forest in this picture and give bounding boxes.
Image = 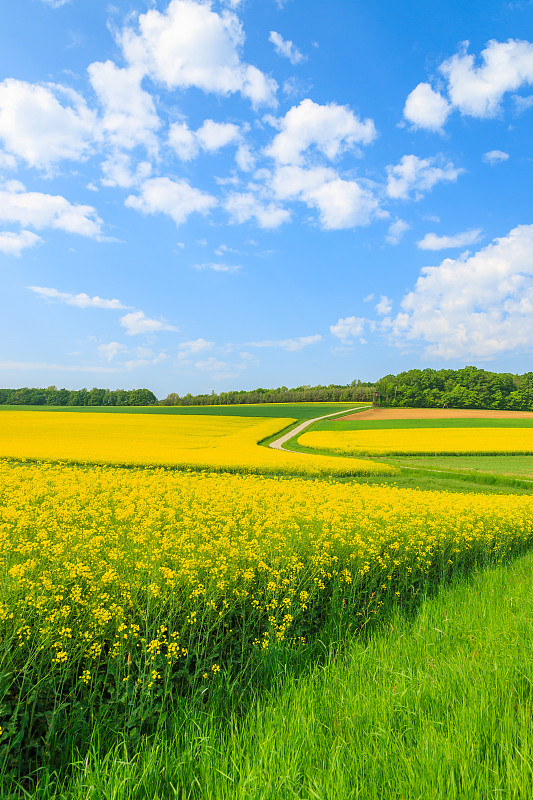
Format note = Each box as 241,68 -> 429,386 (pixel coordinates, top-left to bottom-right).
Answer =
0,386 -> 157,406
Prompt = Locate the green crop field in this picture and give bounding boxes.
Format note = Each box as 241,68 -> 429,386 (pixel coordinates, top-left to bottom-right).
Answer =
0,401 -> 367,421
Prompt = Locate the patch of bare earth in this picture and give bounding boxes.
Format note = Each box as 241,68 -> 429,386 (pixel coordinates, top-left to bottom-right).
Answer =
339,408 -> 533,421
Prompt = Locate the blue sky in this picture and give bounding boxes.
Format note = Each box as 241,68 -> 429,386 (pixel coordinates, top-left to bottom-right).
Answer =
1,0 -> 533,398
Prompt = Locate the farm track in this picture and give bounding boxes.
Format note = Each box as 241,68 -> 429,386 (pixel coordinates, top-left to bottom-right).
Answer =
268,405 -> 371,452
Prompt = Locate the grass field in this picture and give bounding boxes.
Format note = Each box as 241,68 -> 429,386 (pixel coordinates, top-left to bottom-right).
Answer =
2,404 -> 533,797
0,402 -> 366,420
387,453 -> 533,479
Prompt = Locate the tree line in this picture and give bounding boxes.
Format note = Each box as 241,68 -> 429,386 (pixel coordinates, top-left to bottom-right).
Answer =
4,367 -> 533,410
375,366 -> 533,410
0,386 -> 157,406
159,381 -> 375,406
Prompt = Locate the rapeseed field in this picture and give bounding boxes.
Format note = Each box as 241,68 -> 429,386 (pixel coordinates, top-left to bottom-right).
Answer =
0,410 -> 392,476
3,459 -> 533,686
299,426 -> 533,456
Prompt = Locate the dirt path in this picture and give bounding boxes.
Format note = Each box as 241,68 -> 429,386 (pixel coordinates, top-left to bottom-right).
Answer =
268,405 -> 372,452
339,408 -> 533,422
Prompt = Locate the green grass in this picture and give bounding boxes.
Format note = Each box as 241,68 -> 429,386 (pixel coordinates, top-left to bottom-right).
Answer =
311,416 -> 533,431
0,402 -> 365,421
387,454 -> 533,479
9,549 -> 533,799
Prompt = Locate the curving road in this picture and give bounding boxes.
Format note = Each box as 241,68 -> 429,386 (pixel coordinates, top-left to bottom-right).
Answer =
268,405 -> 372,453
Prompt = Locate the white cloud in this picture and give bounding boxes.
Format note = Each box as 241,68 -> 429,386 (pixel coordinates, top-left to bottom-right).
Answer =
235,143 -> 255,171
177,338 -> 214,359
168,122 -> 198,161
386,219 -> 410,245
197,119 -> 241,151
330,316 -> 365,341
0,79 -> 97,169
271,164 -> 379,229
389,224 -> 533,358
168,118 -> 241,160
0,230 -> 42,256
403,83 -> 451,131
375,295 -> 392,315
193,261 -> 241,272
247,334 -> 322,351
125,348 -> 168,370
483,149 -> 510,165
100,153 -> 152,188
269,31 -> 304,65
266,98 -> 376,165
440,39 -> 533,118
88,60 -> 160,151
0,150 -> 16,172
28,285 -> 130,309
98,342 -> 127,361
404,39 -> 533,130
40,0 -> 70,6
386,154 -> 463,200
417,228 -> 482,250
0,181 -> 104,238
225,192 -> 290,228
120,310 -> 178,335
119,0 -> 277,107
125,177 -> 216,226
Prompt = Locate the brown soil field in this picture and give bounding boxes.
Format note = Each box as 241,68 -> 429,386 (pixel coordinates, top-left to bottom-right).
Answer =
339,408 -> 533,421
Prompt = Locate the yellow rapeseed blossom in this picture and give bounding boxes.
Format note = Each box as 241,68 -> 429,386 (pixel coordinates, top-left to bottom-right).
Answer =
299,427 -> 533,456
2,459 -> 533,681
0,411 -> 393,477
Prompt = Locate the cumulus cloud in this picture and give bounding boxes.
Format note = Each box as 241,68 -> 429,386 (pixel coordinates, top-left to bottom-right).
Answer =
266,98 -> 376,165
0,150 -> 16,172
225,192 -> 290,228
386,154 -> 463,200
28,286 -> 130,309
0,80 -> 97,170
404,39 -> 533,129
119,0 -> 277,107
247,334 -> 322,351
120,310 -> 178,335
0,181 -> 104,238
168,119 -> 241,160
100,153 -> 152,189
441,39 -> 533,118
483,149 -> 510,165
98,342 -> 127,361
375,295 -> 392,315
417,228 -> 482,250
125,177 -> 216,226
403,83 -> 451,131
0,230 -> 42,256
386,219 -> 410,245
271,164 -> 380,229
329,316 -> 365,341
269,31 -> 304,65
389,224 -> 533,358
88,60 -> 160,151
